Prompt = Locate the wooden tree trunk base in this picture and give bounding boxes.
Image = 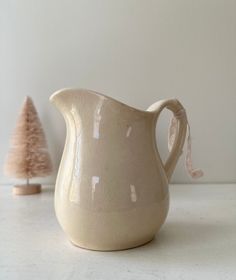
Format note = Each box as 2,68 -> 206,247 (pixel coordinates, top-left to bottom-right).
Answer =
13,184 -> 41,195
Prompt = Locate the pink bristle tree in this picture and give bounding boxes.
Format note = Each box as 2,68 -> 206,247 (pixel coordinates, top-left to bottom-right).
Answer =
4,96 -> 53,195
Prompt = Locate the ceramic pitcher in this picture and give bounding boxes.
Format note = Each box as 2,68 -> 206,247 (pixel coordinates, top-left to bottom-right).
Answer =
50,88 -> 187,251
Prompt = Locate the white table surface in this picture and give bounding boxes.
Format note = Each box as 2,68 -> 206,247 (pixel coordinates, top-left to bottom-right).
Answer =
0,184 -> 236,280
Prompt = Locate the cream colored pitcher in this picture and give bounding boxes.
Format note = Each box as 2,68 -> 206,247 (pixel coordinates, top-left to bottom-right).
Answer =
50,88 -> 191,251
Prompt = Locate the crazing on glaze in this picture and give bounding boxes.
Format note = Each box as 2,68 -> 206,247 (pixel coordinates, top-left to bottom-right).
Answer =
50,88 -> 187,251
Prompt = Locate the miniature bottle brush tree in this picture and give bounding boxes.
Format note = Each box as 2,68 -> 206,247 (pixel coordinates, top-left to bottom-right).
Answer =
4,96 -> 52,195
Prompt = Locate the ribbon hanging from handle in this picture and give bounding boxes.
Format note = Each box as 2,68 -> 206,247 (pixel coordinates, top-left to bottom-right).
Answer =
168,109 -> 204,179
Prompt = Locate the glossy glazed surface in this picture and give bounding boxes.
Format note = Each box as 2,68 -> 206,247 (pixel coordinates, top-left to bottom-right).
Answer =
50,89 -> 187,250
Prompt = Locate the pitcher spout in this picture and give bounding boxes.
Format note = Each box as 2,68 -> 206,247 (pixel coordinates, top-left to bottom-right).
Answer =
50,88 -> 104,111
50,88 -> 73,112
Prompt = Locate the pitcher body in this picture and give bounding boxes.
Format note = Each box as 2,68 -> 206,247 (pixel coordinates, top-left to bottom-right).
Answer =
50,89 -> 187,251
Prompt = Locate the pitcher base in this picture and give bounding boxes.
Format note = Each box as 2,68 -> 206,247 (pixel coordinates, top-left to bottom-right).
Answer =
69,236 -> 156,251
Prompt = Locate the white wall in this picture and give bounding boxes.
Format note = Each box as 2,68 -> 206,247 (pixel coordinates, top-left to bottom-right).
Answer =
1,0 -> 236,184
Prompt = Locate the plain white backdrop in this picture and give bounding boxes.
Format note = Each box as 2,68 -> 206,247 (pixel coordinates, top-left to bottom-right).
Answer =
0,0 -> 236,184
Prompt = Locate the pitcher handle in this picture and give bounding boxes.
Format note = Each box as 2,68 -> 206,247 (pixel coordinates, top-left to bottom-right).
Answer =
147,99 -> 187,181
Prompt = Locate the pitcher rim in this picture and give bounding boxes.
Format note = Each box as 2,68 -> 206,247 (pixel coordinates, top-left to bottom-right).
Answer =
50,88 -> 153,115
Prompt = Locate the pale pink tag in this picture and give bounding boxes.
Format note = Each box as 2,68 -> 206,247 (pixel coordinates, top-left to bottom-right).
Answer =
168,110 -> 204,179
